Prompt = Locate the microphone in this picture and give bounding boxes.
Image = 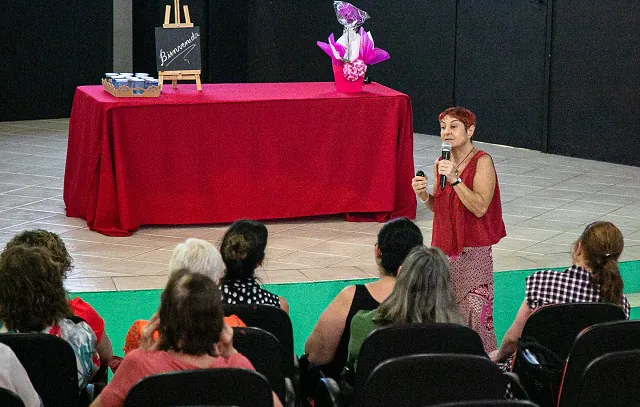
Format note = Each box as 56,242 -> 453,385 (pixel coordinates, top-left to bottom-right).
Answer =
415,170 -> 425,177
440,142 -> 452,190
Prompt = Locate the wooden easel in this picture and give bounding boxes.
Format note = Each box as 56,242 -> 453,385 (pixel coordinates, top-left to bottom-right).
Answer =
158,0 -> 202,91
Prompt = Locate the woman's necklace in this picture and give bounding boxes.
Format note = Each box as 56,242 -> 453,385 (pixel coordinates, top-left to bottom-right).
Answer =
454,147 -> 476,176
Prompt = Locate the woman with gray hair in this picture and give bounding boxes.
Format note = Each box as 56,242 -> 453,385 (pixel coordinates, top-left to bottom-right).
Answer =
346,245 -> 464,370
169,238 -> 225,283
123,238 -> 244,355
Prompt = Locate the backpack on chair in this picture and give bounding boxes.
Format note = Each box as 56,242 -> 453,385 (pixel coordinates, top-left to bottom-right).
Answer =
512,336 -> 565,407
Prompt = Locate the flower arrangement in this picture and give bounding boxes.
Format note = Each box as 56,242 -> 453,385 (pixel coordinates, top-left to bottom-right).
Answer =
317,2 -> 390,91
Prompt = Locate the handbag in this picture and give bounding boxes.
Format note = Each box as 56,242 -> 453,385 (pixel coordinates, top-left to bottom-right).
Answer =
512,336 -> 565,407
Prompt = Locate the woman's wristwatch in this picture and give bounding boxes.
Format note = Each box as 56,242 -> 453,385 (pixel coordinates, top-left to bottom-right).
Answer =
450,177 -> 462,187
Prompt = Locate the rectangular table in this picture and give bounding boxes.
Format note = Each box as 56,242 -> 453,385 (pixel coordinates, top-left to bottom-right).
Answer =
64,83 -> 416,236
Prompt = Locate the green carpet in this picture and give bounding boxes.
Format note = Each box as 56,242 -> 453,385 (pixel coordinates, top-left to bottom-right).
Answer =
73,260 -> 640,357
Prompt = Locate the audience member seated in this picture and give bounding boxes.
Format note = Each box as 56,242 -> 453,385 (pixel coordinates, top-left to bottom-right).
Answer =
0,245 -> 99,389
90,270 -> 283,407
0,342 -> 41,407
5,229 -> 114,366
347,245 -> 464,370
219,220 -> 289,313
123,238 -> 245,355
490,221 -> 630,363
305,217 -> 423,378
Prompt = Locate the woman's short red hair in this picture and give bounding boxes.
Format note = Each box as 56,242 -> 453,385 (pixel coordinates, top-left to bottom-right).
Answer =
438,107 -> 476,130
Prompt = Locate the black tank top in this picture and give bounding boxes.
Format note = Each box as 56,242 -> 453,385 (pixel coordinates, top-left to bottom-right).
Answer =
321,284 -> 380,379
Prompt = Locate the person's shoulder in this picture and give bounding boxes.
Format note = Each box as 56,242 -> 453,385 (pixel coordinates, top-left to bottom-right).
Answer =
475,151 -> 494,165
0,342 -> 14,358
124,348 -> 165,364
216,353 -> 255,370
338,285 -> 357,298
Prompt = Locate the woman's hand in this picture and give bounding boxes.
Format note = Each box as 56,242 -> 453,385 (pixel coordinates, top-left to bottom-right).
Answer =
437,159 -> 458,184
141,312 -> 161,351
214,322 -> 238,358
411,175 -> 428,200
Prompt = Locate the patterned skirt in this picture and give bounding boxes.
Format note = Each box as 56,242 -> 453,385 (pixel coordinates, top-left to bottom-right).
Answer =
449,245 -> 497,353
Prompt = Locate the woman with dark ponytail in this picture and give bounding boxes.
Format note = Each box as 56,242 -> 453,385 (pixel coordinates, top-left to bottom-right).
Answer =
491,221 -> 630,363
219,220 -> 289,313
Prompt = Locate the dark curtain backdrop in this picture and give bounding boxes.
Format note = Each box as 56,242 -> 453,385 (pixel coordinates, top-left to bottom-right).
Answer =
3,1 -> 640,167
0,1 -> 112,121
454,0 -> 548,150
548,0 -> 640,166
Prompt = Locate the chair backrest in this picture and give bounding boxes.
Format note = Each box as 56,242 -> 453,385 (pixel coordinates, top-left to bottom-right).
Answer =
0,333 -> 79,407
571,350 -> 640,407
223,304 -> 294,377
520,302 -> 625,360
359,354 -> 503,407
0,388 -> 26,407
355,323 -> 487,394
430,401 -> 540,407
122,368 -> 273,407
232,327 -> 287,404
558,320 -> 640,407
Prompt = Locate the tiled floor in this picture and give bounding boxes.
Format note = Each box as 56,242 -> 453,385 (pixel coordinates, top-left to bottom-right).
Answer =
1,118 -> 640,292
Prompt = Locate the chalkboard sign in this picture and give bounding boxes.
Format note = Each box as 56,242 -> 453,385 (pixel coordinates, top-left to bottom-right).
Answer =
155,27 -> 201,72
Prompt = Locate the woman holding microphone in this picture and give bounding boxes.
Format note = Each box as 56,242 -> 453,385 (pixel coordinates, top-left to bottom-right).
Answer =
412,107 -> 506,352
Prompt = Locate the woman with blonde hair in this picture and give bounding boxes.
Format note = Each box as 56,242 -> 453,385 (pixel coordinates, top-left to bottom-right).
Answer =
491,221 -> 630,363
347,245 -> 464,369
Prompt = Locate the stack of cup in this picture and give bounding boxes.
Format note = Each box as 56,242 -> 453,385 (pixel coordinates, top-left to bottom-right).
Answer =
104,72 -> 160,93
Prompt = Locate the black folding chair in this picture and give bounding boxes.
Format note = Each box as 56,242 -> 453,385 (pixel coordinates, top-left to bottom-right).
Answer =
430,401 -> 539,407
355,323 -> 487,396
122,368 -> 273,407
571,350 -> 640,407
233,326 -> 294,407
557,320 -> 640,407
0,333 -> 84,407
314,323 -> 492,407
0,388 -> 26,407
513,302 -> 626,407
359,354 -> 505,407
224,304 -> 295,378
520,303 -> 626,360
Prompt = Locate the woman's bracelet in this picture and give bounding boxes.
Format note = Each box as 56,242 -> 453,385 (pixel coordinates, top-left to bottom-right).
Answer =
420,193 -> 430,204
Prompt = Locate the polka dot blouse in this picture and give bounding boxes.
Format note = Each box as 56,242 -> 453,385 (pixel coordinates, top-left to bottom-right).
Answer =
220,277 -> 281,308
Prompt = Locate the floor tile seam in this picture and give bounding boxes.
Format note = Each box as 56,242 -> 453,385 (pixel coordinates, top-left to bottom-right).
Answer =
0,173 -> 61,182
4,138 -> 69,148
309,223 -> 373,233
0,220 -> 34,231
70,242 -> 159,255
291,249 -> 358,259
354,265 -> 381,277
297,276 -> 372,284
0,183 -> 63,191
8,206 -> 65,215
266,225 -> 307,234
0,123 -> 68,130
69,269 -> 167,278
261,260 -> 310,269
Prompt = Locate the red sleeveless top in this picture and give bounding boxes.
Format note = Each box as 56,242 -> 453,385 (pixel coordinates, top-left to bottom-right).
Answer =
431,150 -> 506,256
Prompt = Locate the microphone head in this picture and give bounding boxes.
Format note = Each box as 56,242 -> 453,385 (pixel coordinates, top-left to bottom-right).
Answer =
441,141 -> 452,152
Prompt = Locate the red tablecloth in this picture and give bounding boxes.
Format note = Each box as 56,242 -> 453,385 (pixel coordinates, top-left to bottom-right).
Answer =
64,83 -> 416,236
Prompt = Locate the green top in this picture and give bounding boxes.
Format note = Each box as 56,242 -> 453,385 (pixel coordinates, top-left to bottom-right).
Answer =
347,309 -> 386,371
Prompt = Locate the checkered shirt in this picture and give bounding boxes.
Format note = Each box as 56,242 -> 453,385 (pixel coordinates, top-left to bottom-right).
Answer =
525,265 -> 630,319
